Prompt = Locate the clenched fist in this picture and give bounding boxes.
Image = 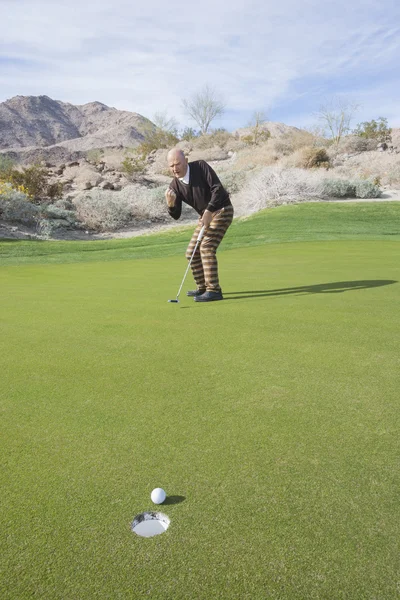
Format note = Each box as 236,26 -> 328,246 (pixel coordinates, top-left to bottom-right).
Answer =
165,188 -> 177,207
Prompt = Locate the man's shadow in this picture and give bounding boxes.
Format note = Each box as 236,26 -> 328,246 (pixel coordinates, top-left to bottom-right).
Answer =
225,280 -> 397,300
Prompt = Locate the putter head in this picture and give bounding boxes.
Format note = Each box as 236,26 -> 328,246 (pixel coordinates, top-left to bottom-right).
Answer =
168,299 -> 179,303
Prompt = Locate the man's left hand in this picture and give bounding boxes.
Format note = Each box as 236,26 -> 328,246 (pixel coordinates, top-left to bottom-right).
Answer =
201,210 -> 213,228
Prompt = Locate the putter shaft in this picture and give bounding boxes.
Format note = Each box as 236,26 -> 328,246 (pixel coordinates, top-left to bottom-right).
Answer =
170,225 -> 206,302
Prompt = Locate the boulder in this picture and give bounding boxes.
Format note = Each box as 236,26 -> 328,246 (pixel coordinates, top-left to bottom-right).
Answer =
99,181 -> 114,190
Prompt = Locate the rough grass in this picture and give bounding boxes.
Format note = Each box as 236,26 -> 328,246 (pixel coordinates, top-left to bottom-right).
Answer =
2,202 -> 400,266
0,224 -> 399,598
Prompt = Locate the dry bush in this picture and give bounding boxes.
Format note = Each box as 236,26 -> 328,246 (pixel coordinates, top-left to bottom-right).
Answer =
191,130 -> 233,150
130,185 -> 169,220
271,130 -> 316,155
232,166 -> 382,216
232,167 -> 324,215
188,146 -> 230,162
0,184 -> 40,224
219,170 -> 247,195
74,190 -> 132,231
385,165 -> 400,187
145,149 -> 169,176
331,151 -> 400,187
7,164 -> 63,202
320,178 -> 380,198
73,184 -> 171,231
320,179 -> 356,198
338,135 -> 377,154
353,180 -> 381,198
284,147 -> 330,169
233,140 -> 280,170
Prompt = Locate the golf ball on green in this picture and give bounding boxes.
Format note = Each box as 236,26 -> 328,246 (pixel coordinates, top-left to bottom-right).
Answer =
151,488 -> 166,504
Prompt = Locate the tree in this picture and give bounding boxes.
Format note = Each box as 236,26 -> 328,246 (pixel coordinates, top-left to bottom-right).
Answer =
152,111 -> 179,137
246,111 -> 270,145
316,97 -> 359,146
180,126 -> 199,141
353,117 -> 392,144
138,111 -> 179,155
182,85 -> 225,135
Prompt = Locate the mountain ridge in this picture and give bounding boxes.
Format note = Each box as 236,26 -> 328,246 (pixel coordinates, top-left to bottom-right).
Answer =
0,95 -> 152,151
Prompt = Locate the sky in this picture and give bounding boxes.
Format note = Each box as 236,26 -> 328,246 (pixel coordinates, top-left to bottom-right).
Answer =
1,0 -> 399,132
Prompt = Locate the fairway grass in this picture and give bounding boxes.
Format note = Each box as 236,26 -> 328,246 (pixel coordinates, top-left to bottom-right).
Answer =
1,204 -> 400,598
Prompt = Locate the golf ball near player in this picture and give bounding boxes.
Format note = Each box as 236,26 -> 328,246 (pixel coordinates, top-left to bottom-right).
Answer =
151,488 -> 166,504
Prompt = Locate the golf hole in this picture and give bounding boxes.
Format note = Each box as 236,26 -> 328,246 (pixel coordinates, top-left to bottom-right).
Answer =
131,512 -> 170,538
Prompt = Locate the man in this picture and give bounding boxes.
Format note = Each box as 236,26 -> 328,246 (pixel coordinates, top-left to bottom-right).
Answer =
165,148 -> 234,302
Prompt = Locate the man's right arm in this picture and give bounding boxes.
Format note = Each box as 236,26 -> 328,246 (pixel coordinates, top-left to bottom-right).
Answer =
166,184 -> 182,220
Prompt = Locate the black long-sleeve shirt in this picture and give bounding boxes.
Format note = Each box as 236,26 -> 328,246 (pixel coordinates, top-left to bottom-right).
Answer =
168,160 -> 231,220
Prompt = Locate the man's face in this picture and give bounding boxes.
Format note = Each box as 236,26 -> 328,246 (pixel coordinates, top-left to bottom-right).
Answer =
168,154 -> 187,178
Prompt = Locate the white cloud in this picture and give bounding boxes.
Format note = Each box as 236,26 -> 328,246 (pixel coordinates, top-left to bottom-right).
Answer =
0,0 -> 399,128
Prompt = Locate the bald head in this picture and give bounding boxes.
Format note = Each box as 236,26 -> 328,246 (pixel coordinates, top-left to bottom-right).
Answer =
167,148 -> 188,178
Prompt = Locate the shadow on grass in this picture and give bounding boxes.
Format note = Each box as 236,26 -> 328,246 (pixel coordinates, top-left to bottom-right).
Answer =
225,280 -> 397,300
163,495 -> 186,505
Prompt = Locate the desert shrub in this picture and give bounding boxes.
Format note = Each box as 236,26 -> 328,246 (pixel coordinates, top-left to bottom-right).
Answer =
294,147 -> 330,169
227,166 -> 383,216
251,128 -> 270,146
137,125 -> 179,156
73,185 -> 170,231
220,170 -> 247,194
86,149 -> 104,164
180,127 -> 199,141
354,180 -> 381,198
353,117 -> 392,144
321,178 -> 381,199
8,165 -> 49,201
42,204 -> 76,220
233,142 -> 280,170
130,186 -> 168,220
271,131 -> 317,156
74,190 -> 132,231
195,129 -> 232,149
0,183 -> 40,224
242,130 -> 271,146
233,167 -> 324,214
187,146 -> 230,162
0,155 -> 15,178
321,179 -> 356,198
386,166 -> 400,187
46,181 -> 64,200
5,165 -> 62,203
121,155 -> 146,178
242,135 -> 254,146
339,135 -> 377,154
36,218 -> 54,240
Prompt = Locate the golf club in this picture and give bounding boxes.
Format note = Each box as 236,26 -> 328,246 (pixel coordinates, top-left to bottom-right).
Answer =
168,225 -> 206,303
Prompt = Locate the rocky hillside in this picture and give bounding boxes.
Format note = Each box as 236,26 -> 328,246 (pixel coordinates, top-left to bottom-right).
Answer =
232,121 -> 302,139
0,95 -> 153,152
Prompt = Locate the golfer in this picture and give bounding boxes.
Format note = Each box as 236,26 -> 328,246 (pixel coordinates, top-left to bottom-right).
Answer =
165,149 -> 234,302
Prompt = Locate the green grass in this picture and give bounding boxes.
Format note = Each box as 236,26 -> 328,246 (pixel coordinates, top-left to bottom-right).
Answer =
1,203 -> 399,599
1,202 -> 400,266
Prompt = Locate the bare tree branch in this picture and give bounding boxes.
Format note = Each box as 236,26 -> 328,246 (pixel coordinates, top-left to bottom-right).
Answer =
316,97 -> 359,146
182,85 -> 225,135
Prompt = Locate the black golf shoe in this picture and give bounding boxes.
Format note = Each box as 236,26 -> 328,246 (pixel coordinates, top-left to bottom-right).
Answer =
187,289 -> 206,297
194,291 -> 223,302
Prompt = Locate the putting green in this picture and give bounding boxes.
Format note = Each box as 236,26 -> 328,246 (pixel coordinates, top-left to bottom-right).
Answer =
1,209 -> 400,598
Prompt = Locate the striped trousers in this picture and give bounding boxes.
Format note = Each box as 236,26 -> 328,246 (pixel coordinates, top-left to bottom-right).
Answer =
185,205 -> 234,293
